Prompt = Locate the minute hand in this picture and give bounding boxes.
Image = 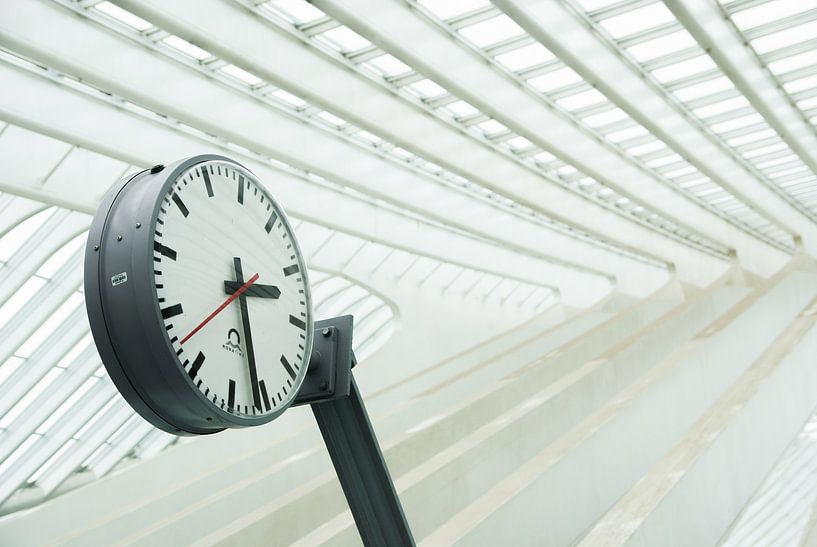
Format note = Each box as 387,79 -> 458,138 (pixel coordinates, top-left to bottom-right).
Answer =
233,257 -> 262,411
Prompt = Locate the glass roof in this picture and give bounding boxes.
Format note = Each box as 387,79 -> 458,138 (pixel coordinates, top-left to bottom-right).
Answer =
242,0 -> 735,258
0,0 -> 815,517
416,0 -> 796,252
0,191 -> 402,514
567,0 -> 817,243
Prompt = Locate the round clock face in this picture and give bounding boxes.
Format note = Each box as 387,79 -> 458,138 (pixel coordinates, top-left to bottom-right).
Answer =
152,160 -> 312,420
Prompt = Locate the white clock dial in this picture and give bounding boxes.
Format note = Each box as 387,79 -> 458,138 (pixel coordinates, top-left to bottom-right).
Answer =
152,160 -> 312,419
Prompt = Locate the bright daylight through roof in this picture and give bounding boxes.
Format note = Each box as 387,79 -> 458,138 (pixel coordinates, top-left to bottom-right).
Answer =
0,0 -> 817,545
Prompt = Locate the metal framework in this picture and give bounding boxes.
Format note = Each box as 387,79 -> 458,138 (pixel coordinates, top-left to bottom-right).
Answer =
0,0 -> 814,526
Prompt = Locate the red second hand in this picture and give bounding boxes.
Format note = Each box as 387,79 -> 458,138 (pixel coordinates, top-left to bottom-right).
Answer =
180,273 -> 259,345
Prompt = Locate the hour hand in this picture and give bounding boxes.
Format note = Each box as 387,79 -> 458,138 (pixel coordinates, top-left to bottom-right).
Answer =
224,281 -> 280,298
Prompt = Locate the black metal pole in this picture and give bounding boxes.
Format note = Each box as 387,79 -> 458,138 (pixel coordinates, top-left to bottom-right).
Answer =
311,376 -> 415,547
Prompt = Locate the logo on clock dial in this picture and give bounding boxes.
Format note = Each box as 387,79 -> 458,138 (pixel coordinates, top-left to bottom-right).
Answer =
222,328 -> 243,357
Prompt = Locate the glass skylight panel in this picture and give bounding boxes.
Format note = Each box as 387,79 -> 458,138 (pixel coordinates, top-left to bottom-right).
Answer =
364,54 -> 411,77
161,36 -> 211,61
494,42 -> 554,72
555,88 -> 607,111
354,129 -> 382,144
0,276 -> 46,328
750,20 -> 817,55
755,153 -> 799,169
405,78 -> 448,99
604,125 -> 648,143
417,0 -> 491,20
693,96 -> 751,118
264,0 -> 326,24
646,153 -> 683,169
0,357 -> 23,387
527,66 -> 583,93
0,368 -> 62,429
315,111 -> 348,127
598,2 -> 676,39
532,150 -> 556,164
651,55 -> 717,83
35,378 -> 97,437
219,64 -> 263,86
743,142 -> 789,158
55,334 -> 93,371
390,146 -> 413,160
730,0 -> 812,31
556,165 -> 578,177
798,95 -> 817,110
35,233 -> 87,279
581,106 -> 629,128
661,164 -> 697,179
15,292 -> 83,359
673,76 -> 735,102
626,30 -> 697,62
27,439 -> 76,485
505,136 -> 534,150
270,88 -> 308,108
0,436 -> 38,476
726,127 -> 777,147
93,1 -> 152,31
574,0 -> 621,11
783,74 -> 817,94
318,26 -> 371,53
710,113 -> 764,134
627,140 -> 667,156
0,208 -> 53,262
766,49 -> 817,75
458,15 -> 526,48
476,119 -> 508,135
443,99 -> 479,117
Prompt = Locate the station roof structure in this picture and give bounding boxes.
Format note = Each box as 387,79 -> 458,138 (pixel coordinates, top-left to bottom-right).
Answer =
0,0 -> 816,531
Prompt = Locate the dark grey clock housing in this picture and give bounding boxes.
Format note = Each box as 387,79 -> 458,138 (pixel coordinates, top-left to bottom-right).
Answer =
84,154 -> 313,435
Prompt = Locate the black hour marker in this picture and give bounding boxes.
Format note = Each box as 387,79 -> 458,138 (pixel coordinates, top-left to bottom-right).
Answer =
280,355 -> 296,380
289,315 -> 305,330
161,303 -> 183,319
259,380 -> 271,412
265,211 -> 278,234
283,264 -> 300,277
238,175 -> 244,204
228,379 -> 236,409
202,168 -> 214,197
153,241 -> 177,261
171,193 -> 189,217
188,351 -> 205,380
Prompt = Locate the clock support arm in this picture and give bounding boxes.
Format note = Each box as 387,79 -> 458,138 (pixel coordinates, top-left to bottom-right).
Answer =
292,315 -> 415,547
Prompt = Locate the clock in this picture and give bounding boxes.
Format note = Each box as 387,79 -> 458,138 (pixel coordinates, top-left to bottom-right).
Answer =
84,154 -> 313,435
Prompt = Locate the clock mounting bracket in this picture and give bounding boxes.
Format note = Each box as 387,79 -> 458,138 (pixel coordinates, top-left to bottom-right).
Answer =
292,314 -> 414,546
292,315 -> 355,407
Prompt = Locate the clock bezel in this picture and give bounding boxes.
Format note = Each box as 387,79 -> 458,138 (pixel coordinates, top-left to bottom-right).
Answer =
85,154 -> 314,435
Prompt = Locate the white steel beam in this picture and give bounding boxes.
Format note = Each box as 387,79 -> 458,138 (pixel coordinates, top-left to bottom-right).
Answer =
0,62 -> 620,303
669,0 -> 817,206
306,0 -> 789,275
103,0 -> 734,285
492,0 -> 815,252
0,6 -> 648,289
